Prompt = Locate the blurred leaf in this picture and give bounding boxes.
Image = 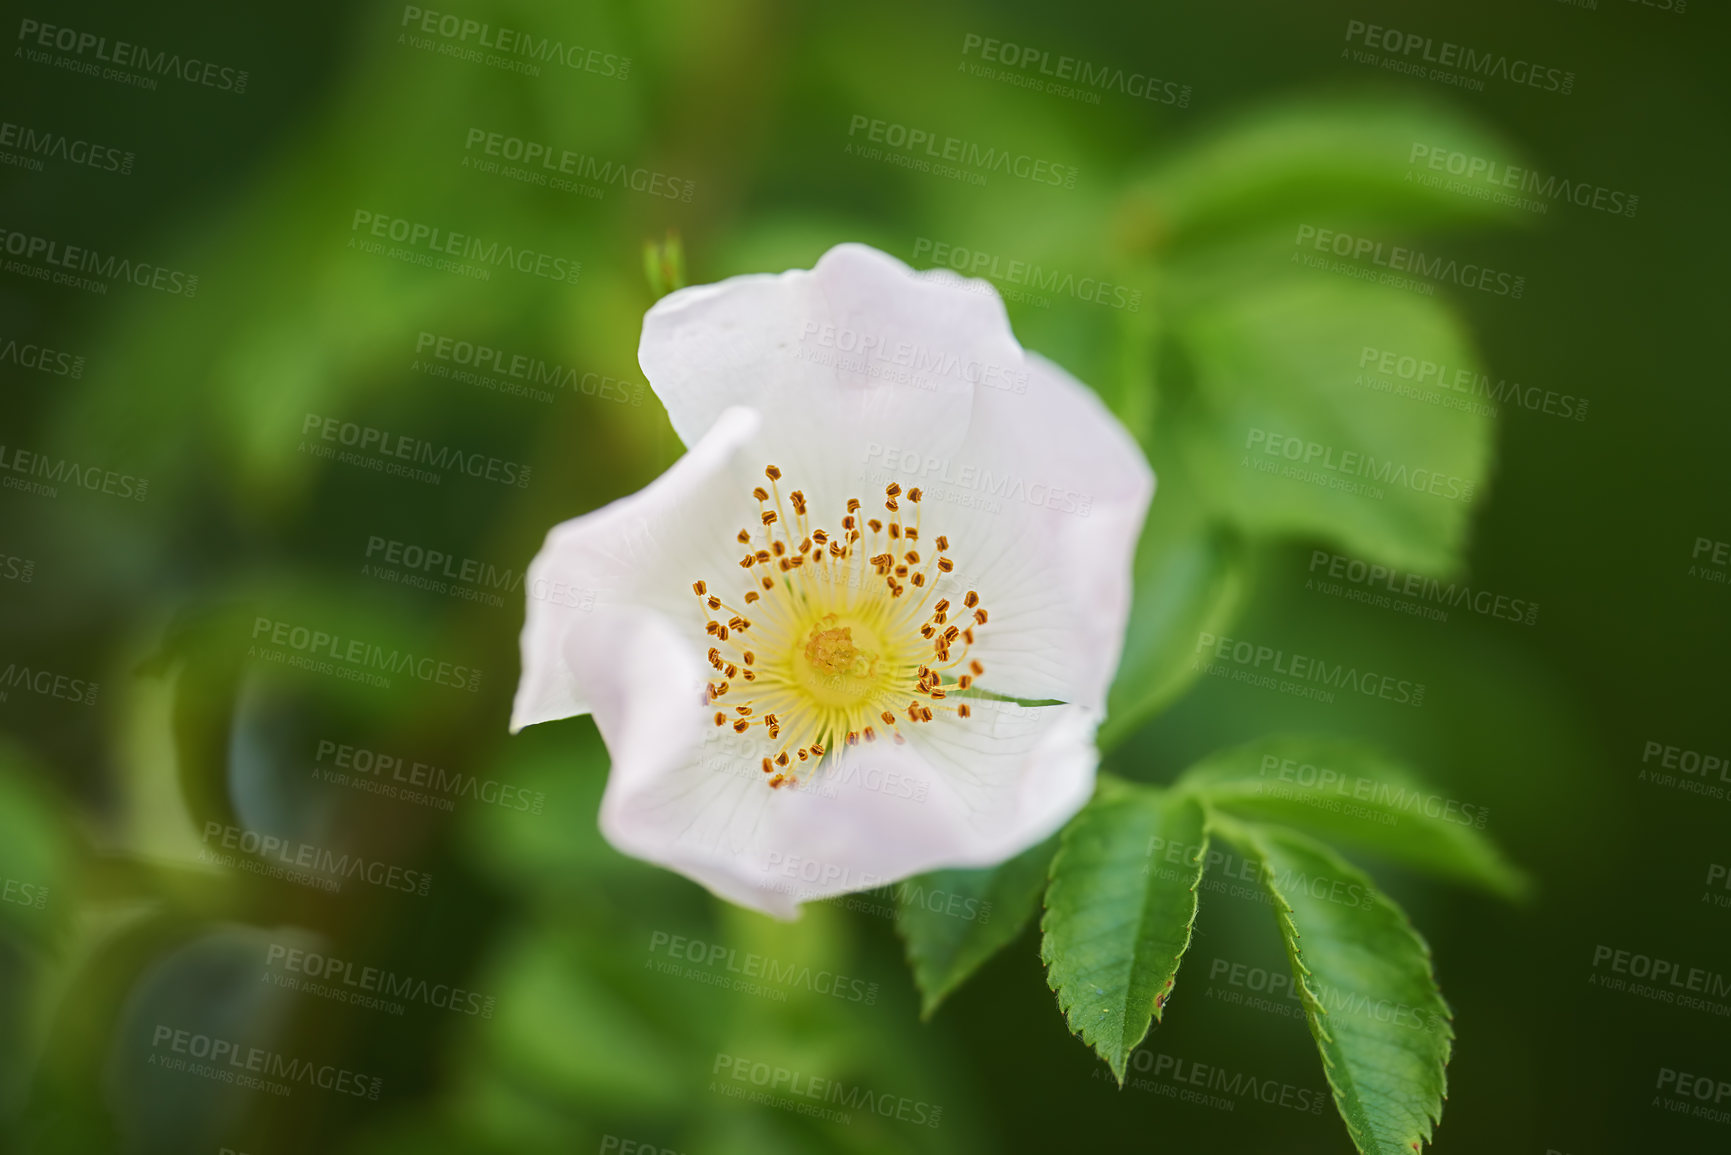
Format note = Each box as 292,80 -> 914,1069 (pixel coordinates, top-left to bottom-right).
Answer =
480,924 -> 690,1112
20,908 -> 207,1155
1171,272 -> 1492,574
0,743 -> 74,950
1217,817 -> 1452,1155
1041,782 -> 1204,1084
462,722 -> 641,894
1123,96 -> 1528,251
1178,736 -> 1528,898
896,836 -> 1056,1019
1100,482 -> 1244,752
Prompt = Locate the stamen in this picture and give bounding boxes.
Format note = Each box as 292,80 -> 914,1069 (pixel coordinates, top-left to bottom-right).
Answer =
691,465 -> 991,788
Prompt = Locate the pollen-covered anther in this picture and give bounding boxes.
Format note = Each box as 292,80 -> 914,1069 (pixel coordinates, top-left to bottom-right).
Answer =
692,465 -> 990,788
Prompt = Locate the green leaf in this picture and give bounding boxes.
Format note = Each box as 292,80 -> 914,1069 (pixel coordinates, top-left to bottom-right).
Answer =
0,742 -> 74,949
897,837 -> 1057,1019
1124,95 -> 1529,251
1041,783 -> 1205,1083
1172,272 -> 1492,574
1100,483 -> 1244,752
1218,817 -> 1453,1155
1179,736 -> 1528,899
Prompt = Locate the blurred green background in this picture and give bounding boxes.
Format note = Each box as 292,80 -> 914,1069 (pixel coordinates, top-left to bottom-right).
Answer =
2,0 -> 1727,1152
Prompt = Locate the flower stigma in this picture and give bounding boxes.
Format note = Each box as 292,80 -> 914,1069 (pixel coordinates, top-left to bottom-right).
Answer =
694,466 -> 989,789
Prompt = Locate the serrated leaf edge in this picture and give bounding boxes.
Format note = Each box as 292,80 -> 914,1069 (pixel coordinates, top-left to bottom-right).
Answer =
1040,791 -> 1207,1087
1214,812 -> 1454,1155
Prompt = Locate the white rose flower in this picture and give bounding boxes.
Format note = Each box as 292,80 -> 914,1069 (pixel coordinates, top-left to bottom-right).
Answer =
512,243 -> 1153,918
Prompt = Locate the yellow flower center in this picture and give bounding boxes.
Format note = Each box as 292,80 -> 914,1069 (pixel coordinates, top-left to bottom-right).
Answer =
694,466 -> 987,789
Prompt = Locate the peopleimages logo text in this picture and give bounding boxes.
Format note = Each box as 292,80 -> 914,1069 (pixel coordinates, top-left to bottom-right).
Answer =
0,120 -> 134,173
16,18 -> 249,92
200,821 -> 433,896
300,413 -> 531,488
1295,225 -> 1524,298
149,1025 -> 381,1097
1195,632 -> 1426,707
349,211 -> 579,284
1246,428 -> 1474,502
846,115 -> 1078,188
250,616 -> 483,693
399,6 -> 630,78
959,33 -> 1191,106
0,227 -> 198,295
1342,20 -> 1574,94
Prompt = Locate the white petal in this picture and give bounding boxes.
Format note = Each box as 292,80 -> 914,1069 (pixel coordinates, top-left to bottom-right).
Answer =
510,407 -> 762,733
927,351 -> 1155,712
638,245 -> 1152,714
575,606 -> 1099,919
638,243 -> 1015,474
